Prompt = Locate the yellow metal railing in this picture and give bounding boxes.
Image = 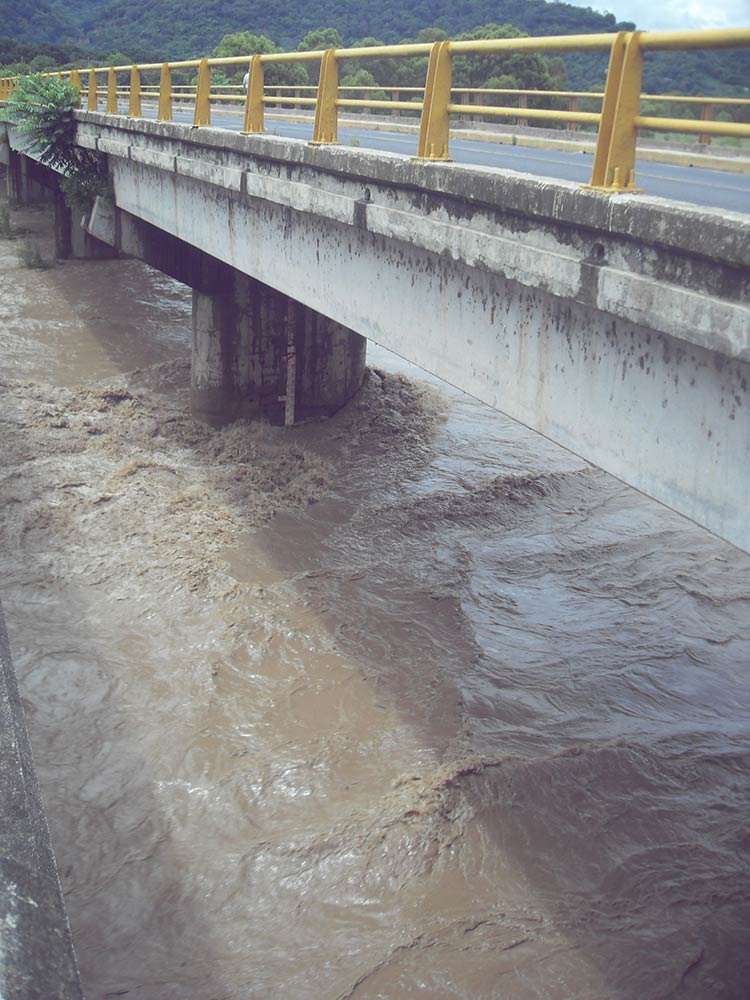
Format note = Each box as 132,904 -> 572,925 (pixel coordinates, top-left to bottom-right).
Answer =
1,28 -> 748,192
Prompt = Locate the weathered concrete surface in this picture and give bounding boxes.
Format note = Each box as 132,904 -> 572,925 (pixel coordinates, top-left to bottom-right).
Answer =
3,113 -> 749,549
0,126 -> 114,260
53,191 -> 117,261
0,602 -> 83,999
5,148 -> 50,206
190,271 -> 366,425
85,201 -> 366,424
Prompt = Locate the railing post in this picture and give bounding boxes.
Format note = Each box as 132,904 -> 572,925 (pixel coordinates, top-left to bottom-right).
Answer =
601,31 -> 643,191
242,55 -> 264,134
699,102 -> 713,145
87,69 -> 98,112
460,91 -> 470,123
311,49 -> 339,145
416,41 -> 452,160
193,58 -> 211,127
517,93 -> 528,127
69,69 -> 82,107
158,63 -> 172,121
392,89 -> 399,116
106,67 -> 117,113
588,32 -> 639,191
128,66 -> 141,117
569,96 -> 579,131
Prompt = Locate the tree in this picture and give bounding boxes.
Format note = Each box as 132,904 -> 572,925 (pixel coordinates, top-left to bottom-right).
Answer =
210,32 -> 308,86
2,74 -> 108,210
548,57 -> 567,89
104,52 -> 131,67
415,28 -> 448,43
346,37 -> 400,88
212,32 -> 278,59
29,54 -> 56,72
296,29 -> 344,85
339,67 -> 387,107
451,24 -> 561,91
297,28 -> 344,52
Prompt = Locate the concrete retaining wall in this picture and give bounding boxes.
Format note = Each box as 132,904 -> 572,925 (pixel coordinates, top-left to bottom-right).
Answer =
0,603 -> 83,1000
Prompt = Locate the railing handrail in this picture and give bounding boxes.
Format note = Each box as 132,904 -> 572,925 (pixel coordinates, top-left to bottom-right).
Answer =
11,74 -> 750,108
1,27 -> 748,191
639,27 -> 750,49
122,81 -> 750,106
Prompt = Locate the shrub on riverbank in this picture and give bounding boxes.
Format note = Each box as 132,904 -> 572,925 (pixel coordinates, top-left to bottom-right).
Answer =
2,74 -> 109,212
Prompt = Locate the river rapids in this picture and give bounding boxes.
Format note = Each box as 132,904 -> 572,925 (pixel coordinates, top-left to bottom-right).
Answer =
1,196 -> 749,1000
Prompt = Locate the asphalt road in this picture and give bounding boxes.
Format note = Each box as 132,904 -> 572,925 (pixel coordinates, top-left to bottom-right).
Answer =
160,106 -> 749,214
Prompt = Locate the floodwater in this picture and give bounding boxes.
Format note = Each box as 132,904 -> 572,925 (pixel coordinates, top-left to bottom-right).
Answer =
1,195 -> 749,1000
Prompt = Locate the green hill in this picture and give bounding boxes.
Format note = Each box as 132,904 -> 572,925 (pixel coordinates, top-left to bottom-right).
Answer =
0,0 -> 633,57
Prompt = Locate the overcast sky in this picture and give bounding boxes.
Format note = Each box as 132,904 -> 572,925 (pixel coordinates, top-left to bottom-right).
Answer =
569,0 -> 749,31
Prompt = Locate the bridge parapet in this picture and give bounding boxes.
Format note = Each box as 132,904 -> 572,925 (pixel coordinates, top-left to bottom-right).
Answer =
75,113 -> 749,359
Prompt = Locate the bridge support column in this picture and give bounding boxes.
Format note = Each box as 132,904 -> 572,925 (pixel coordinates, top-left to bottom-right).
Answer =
53,192 -> 116,261
6,150 -> 49,205
191,269 -> 366,427
86,203 -> 366,426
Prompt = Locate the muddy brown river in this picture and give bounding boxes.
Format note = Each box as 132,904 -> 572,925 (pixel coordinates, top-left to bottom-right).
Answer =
1,195 -> 749,1000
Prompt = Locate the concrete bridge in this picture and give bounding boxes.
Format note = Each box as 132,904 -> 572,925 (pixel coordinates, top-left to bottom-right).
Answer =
1,110 -> 748,555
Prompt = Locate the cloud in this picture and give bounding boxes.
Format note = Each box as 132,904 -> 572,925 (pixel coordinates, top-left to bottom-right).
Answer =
566,0 -> 749,31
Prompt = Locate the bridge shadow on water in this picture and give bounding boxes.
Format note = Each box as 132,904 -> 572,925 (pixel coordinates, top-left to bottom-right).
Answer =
241,359 -> 750,999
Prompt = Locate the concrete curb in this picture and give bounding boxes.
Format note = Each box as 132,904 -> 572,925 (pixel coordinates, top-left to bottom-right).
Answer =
272,113 -> 750,175
0,601 -> 83,1000
72,112 -> 750,270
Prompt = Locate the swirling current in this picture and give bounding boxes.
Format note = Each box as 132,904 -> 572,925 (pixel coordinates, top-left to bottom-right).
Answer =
1,197 -> 748,1000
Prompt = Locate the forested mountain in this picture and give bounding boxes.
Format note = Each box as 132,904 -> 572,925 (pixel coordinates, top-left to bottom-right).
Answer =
0,1 -> 75,49
0,0 -> 747,96
79,0 -> 635,60
1,0 -> 633,57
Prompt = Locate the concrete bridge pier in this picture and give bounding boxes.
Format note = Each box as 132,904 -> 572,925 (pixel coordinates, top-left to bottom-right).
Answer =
191,271 -> 366,426
53,192 -> 115,261
6,149 -> 48,206
88,200 -> 366,426
1,144 -> 112,260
